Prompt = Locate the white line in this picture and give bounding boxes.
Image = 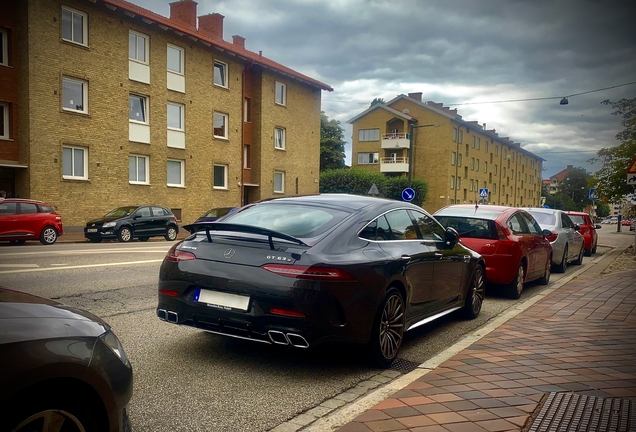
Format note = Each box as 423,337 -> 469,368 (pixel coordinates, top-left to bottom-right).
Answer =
0,248 -> 169,257
0,259 -> 163,274
0,264 -> 39,268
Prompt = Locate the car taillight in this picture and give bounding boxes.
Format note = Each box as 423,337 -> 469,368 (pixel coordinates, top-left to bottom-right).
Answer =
262,264 -> 354,281
545,230 -> 558,243
55,216 -> 62,220
269,307 -> 305,318
494,222 -> 508,240
165,245 -> 196,262
159,290 -> 179,297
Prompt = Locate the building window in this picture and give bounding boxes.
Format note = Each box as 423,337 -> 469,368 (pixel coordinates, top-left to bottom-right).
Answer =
495,146 -> 499,156
458,130 -> 463,143
275,81 -> 286,105
457,154 -> 462,166
456,177 -> 461,189
244,98 -> 251,122
484,161 -> 488,173
62,77 -> 88,114
61,6 -> 87,46
485,142 -> 489,153
494,164 -> 498,175
471,158 -> 475,170
453,128 -> 457,142
167,44 -> 183,74
470,179 -> 474,192
503,148 -> 508,159
0,103 -> 8,140
503,167 -> 506,177
274,171 -> 285,193
274,127 -> 285,150
358,152 -> 379,164
129,94 -> 148,123
129,31 -> 148,63
451,152 -> 456,166
167,159 -> 184,187
477,138 -> 480,150
0,27 -> 8,66
465,144 -> 469,156
476,159 -> 480,171
358,129 -> 380,142
450,176 -> 455,189
62,145 -> 87,180
493,183 -> 497,194
213,164 -> 228,189
167,103 -> 184,131
472,136 -> 476,148
213,112 -> 228,139
129,155 -> 149,184
243,145 -> 251,169
214,60 -> 228,87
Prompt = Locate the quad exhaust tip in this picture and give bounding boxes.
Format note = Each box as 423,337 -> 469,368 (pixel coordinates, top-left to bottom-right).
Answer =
157,309 -> 179,323
267,330 -> 309,348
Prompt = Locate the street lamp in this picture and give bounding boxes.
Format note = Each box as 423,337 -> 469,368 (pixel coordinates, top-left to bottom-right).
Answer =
407,122 -> 439,188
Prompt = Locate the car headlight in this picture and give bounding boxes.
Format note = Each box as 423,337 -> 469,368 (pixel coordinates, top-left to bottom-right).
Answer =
99,330 -> 130,366
102,222 -> 116,228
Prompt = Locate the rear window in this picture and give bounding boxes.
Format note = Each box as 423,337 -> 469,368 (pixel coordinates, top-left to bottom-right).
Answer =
39,205 -> 54,212
436,216 -> 498,240
528,211 -> 556,226
223,203 -> 350,239
568,215 -> 587,225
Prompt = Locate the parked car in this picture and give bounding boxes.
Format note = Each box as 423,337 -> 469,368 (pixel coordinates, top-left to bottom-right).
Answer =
566,211 -> 600,256
621,220 -> 632,226
0,287 -> 132,432
193,206 -> 238,224
157,194 -> 486,367
84,205 -> 179,243
434,205 -> 552,299
0,198 -> 63,245
526,208 -> 585,272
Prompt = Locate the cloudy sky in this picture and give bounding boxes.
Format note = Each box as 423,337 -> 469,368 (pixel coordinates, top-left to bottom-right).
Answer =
132,0 -> 635,178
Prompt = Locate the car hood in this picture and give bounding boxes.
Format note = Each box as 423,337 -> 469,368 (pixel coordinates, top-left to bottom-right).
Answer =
85,216 -> 123,225
0,288 -> 109,344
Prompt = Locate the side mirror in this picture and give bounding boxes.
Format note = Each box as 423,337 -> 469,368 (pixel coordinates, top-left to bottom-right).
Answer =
574,224 -> 581,231
445,227 -> 459,246
132,214 -> 140,220
542,229 -> 552,236
595,224 -> 602,229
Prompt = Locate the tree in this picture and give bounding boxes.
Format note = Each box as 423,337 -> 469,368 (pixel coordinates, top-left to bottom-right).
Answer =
370,97 -> 385,107
559,167 -> 591,211
320,112 -> 346,171
589,97 -> 636,202
595,202 -> 610,218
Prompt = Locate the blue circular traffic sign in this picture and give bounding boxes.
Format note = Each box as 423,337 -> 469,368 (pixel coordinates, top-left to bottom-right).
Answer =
402,188 -> 415,202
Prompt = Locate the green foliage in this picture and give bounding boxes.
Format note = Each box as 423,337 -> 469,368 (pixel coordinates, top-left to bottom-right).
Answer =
320,112 -> 347,171
319,168 -> 428,207
595,201 -> 610,218
541,168 -> 592,211
370,97 -> 385,107
589,98 -> 636,202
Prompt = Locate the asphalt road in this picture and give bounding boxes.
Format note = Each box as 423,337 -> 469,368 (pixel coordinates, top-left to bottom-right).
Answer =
0,229 -> 632,431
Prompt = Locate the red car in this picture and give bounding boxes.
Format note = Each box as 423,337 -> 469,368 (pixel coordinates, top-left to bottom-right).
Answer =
434,205 -> 552,299
0,198 -> 64,245
566,211 -> 600,256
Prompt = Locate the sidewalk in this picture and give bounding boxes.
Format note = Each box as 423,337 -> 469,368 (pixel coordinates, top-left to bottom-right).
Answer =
335,252 -> 636,432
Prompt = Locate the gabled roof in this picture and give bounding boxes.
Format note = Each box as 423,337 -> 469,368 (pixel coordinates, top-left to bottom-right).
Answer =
346,103 -> 415,124
550,166 -> 575,182
100,0 -> 333,91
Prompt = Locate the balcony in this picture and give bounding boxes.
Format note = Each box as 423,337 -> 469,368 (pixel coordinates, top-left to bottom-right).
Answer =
381,133 -> 410,149
380,157 -> 409,173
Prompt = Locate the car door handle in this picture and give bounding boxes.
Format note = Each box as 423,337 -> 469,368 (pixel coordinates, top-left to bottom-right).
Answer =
399,255 -> 411,261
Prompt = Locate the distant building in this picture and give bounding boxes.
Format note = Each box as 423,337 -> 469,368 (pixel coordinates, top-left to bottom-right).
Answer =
546,165 -> 575,195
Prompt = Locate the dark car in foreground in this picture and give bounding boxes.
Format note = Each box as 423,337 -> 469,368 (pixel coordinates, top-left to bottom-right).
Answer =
85,205 -> 179,243
0,198 -> 64,245
434,205 -> 552,299
0,288 -> 132,432
157,194 -> 485,367
566,211 -> 600,256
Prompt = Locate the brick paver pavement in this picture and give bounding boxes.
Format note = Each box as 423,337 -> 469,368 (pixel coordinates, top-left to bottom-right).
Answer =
338,269 -> 636,432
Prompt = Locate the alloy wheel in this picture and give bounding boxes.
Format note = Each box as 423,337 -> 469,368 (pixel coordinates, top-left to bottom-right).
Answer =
515,265 -> 525,297
119,228 -> 132,242
471,268 -> 485,316
166,227 -> 177,241
41,227 -> 57,245
11,409 -> 86,432
379,294 -> 404,360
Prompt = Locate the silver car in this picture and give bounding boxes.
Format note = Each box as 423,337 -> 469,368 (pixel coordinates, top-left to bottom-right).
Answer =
526,208 -> 585,273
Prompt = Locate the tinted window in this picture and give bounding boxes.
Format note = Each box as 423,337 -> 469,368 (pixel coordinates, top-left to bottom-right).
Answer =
568,215 -> 587,225
359,215 -> 391,241
409,210 -> 445,241
19,203 -> 38,214
0,202 -> 17,215
436,216 -> 497,240
152,207 -> 165,217
520,212 -> 542,235
507,213 -> 527,234
136,207 -> 152,217
528,211 -> 556,226
39,205 -> 54,213
203,207 -> 233,218
561,213 -> 574,228
385,210 -> 418,240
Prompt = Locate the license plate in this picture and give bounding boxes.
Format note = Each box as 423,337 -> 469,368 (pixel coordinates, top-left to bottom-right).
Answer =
194,289 -> 250,311
87,228 -> 98,233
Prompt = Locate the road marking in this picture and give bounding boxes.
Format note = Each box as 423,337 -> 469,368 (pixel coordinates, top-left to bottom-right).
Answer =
0,248 -> 169,257
0,259 -> 163,274
0,264 -> 39,268
50,264 -> 69,266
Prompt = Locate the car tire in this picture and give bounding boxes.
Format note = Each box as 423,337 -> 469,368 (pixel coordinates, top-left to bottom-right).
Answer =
573,245 -> 584,265
584,248 -> 591,257
138,236 -> 149,242
164,225 -> 178,241
591,243 -> 597,254
39,226 -> 58,245
88,237 -> 102,243
118,226 -> 133,242
538,256 -> 551,285
555,246 -> 568,273
367,288 -> 405,368
506,263 -> 525,299
464,265 -> 485,319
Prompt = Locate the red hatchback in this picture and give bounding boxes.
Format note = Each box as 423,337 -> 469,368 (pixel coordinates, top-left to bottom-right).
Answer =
565,211 -> 600,256
434,205 -> 552,299
0,199 -> 64,245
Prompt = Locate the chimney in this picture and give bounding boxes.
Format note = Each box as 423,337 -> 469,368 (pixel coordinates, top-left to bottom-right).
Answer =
232,35 -> 245,49
567,165 -> 573,168
408,92 -> 422,102
169,0 -> 197,29
198,13 -> 224,39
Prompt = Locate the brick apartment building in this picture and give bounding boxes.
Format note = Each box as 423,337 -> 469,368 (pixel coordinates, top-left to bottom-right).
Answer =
0,0 -> 332,225
348,93 -> 544,213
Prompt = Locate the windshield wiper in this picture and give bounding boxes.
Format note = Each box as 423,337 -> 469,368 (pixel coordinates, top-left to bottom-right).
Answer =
182,222 -> 307,250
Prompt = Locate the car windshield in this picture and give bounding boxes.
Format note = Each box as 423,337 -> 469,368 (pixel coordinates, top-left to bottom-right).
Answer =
201,207 -> 233,218
436,216 -> 498,240
568,215 -> 587,225
222,203 -> 350,239
528,211 -> 556,226
104,206 -> 138,217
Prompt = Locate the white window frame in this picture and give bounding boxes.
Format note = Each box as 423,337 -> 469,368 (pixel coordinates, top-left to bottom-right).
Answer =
357,152 -> 379,165
129,30 -> 148,64
213,112 -> 228,139
275,81 -> 286,106
62,145 -> 88,180
62,76 -> 88,114
358,129 -> 380,142
61,6 -> 88,47
214,60 -> 228,88
167,102 -> 184,131
274,171 -> 285,193
0,102 -> 9,140
0,27 -> 8,66
213,164 -> 228,189
451,152 -> 456,166
129,94 -> 148,124
450,176 -> 455,189
167,44 -> 184,74
456,176 -> 461,190
457,153 -> 462,166
274,127 -> 286,150
129,154 -> 149,185
167,159 -> 184,187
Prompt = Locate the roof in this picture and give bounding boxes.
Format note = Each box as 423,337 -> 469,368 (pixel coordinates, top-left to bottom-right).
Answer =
100,0 -> 333,91
550,166 -> 574,182
346,103 -> 415,124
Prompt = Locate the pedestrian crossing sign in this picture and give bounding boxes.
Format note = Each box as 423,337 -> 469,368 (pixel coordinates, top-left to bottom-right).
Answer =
478,188 -> 489,199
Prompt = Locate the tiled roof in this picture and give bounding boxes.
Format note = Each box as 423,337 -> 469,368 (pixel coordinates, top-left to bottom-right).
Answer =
550,166 -> 573,182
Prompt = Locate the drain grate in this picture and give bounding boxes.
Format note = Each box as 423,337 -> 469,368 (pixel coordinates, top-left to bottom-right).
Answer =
528,392 -> 635,432
390,358 -> 420,373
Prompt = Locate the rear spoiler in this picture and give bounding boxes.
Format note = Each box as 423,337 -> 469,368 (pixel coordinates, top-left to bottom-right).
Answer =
182,222 -> 307,250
